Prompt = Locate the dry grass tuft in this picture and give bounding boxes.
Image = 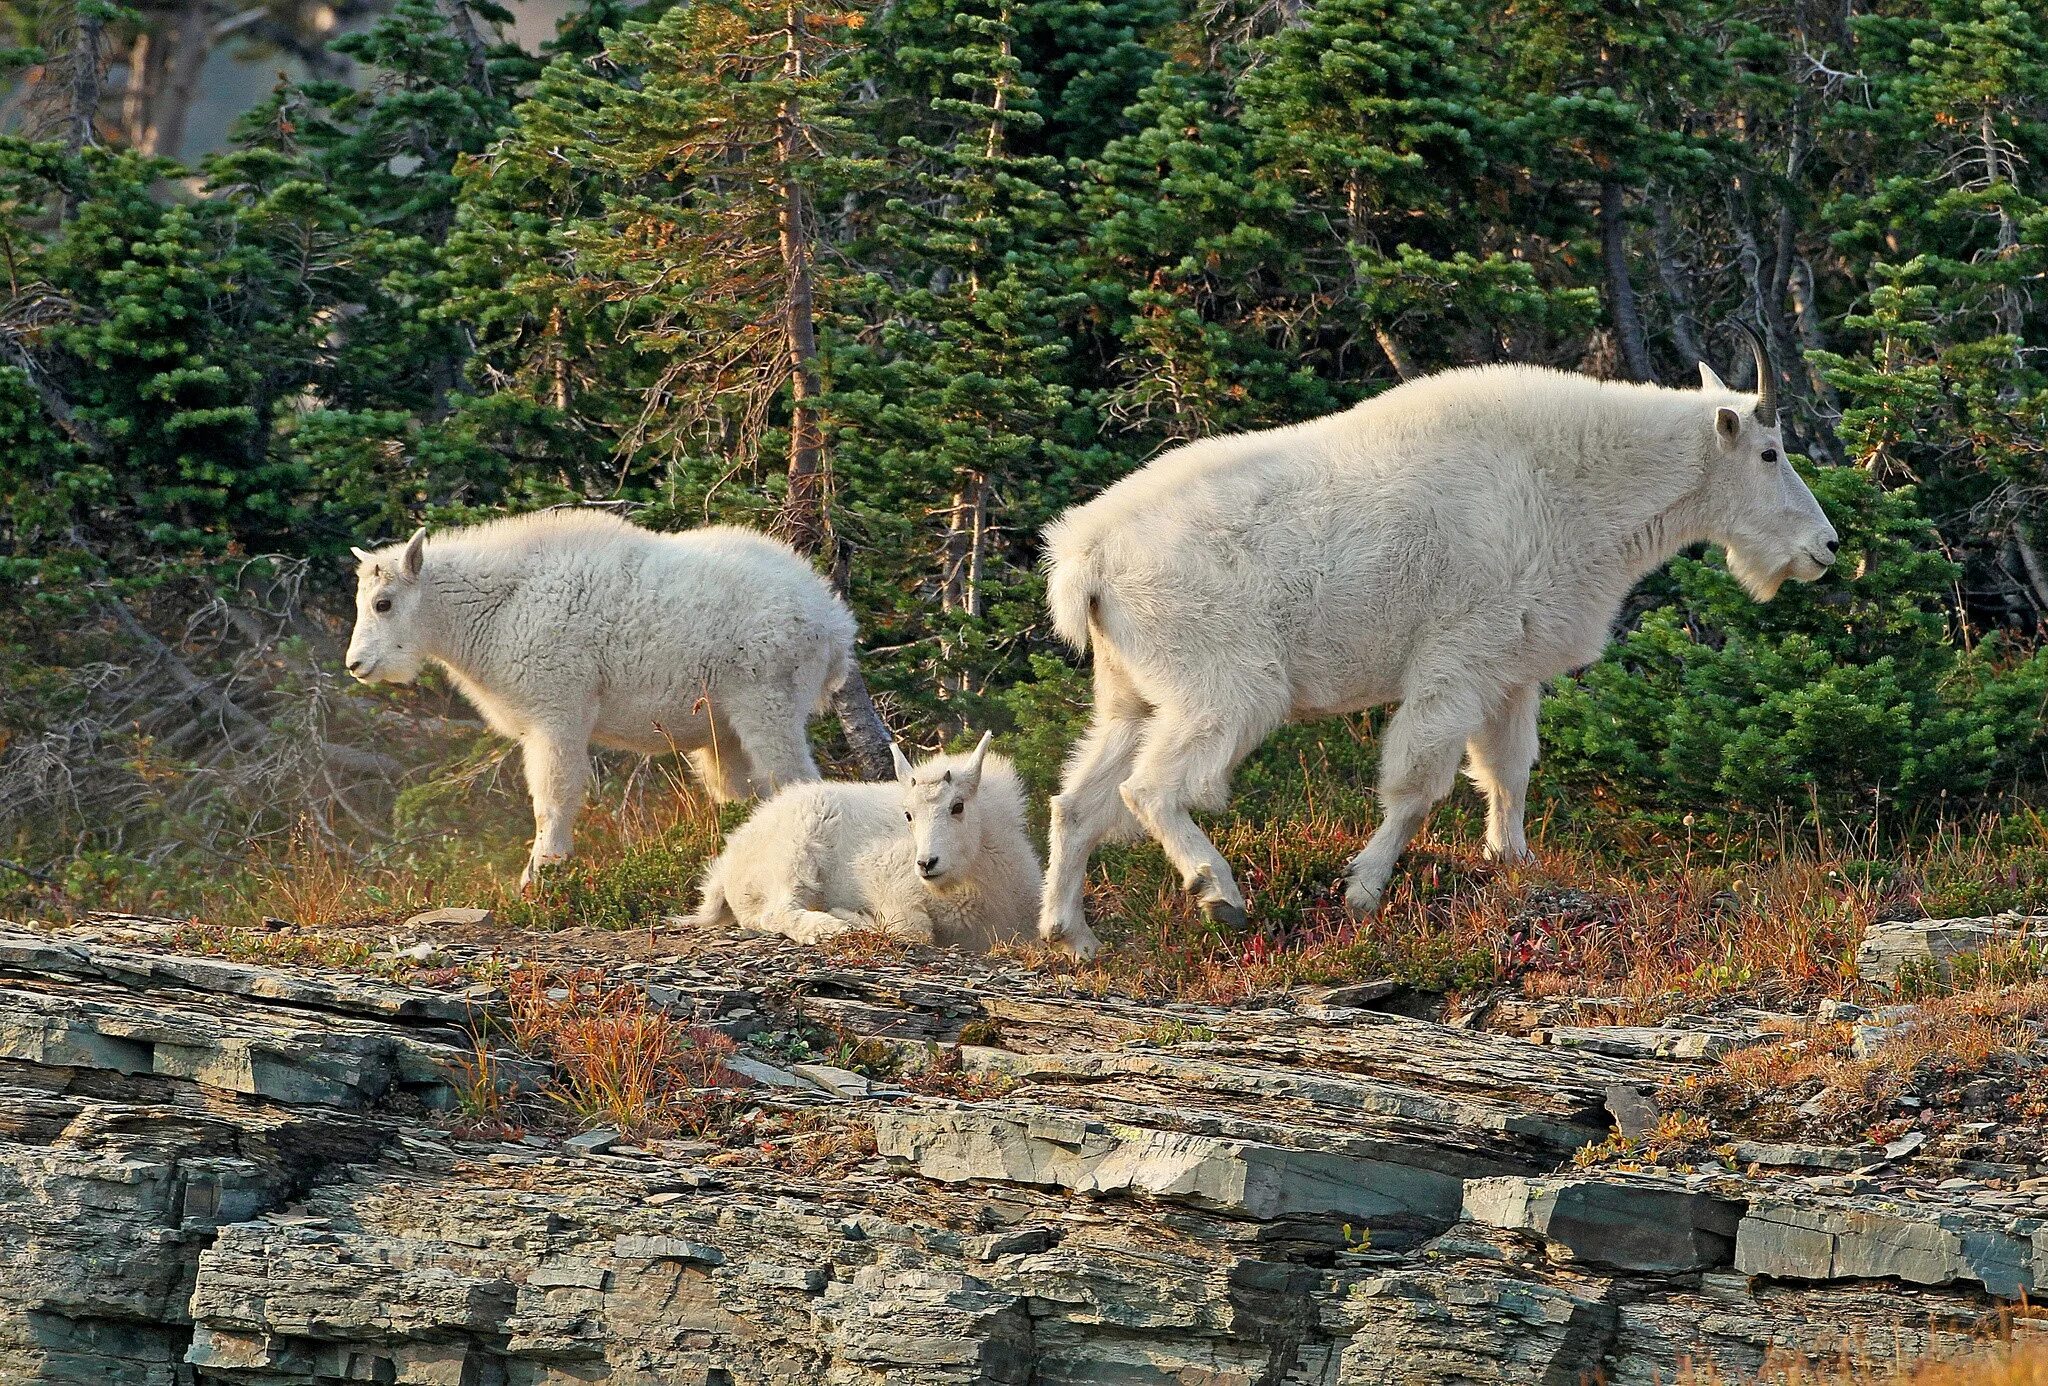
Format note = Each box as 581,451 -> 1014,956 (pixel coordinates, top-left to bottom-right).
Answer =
1670,1328 -> 2048,1384
816,926 -> 913,965
502,966 -> 739,1139
1673,981 -> 2048,1146
1013,806 -> 2044,1012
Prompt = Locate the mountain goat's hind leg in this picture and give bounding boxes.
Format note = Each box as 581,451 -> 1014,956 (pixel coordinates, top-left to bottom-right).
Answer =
1119,706 -> 1275,929
687,737 -> 754,805
725,692 -> 820,796
1039,660 -> 1151,959
1465,683 -> 1540,862
1345,685 -> 1486,915
520,727 -> 593,889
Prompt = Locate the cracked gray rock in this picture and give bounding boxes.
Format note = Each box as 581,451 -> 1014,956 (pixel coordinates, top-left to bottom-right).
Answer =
0,917 -> 2034,1385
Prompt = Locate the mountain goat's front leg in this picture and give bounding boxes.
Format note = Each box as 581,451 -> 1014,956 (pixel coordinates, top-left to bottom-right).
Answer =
1465,683 -> 1540,862
1345,685 -> 1486,915
520,728 -> 592,889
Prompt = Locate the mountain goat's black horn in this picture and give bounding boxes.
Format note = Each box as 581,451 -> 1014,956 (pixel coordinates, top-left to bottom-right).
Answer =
1730,321 -> 1776,423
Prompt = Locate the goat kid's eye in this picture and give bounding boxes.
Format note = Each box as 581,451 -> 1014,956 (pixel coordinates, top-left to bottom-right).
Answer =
950,801 -> 965,816
905,811 -> 912,822
373,597 -> 393,613
1761,448 -> 1778,463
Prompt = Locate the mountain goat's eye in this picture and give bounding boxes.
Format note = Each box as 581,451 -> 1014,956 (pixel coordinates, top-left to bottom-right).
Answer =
1761,448 -> 1779,463
904,811 -> 912,822
950,801 -> 965,817
373,597 -> 393,614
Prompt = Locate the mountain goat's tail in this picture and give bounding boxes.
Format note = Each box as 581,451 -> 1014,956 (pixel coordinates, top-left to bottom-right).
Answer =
1042,513 -> 1102,654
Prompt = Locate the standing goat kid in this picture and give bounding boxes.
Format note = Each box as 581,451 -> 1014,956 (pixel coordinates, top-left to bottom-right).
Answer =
1038,326 -> 1840,958
685,732 -> 1042,952
345,510 -> 856,885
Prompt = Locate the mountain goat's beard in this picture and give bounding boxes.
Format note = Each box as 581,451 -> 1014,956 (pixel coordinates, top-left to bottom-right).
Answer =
1724,545 -> 1791,603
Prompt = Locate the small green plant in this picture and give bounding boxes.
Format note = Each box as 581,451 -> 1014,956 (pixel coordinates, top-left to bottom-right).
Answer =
1125,1019 -> 1218,1048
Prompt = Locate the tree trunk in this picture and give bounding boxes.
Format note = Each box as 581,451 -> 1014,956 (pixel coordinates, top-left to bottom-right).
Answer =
62,8 -> 105,156
134,1 -> 214,160
1600,180 -> 1654,382
1648,193 -> 1704,367
437,0 -> 495,102
1372,326 -> 1414,382
830,667 -> 896,781
827,539 -> 895,780
770,3 -> 830,559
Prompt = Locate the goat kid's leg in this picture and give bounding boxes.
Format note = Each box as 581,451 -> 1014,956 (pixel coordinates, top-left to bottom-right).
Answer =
1119,709 -> 1267,930
757,902 -> 858,945
520,729 -> 593,890
1465,682 -> 1539,862
1345,687 -> 1484,915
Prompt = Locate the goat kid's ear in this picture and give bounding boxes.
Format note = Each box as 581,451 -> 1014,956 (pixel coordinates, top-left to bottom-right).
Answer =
401,526 -> 427,581
890,741 -> 915,785
1698,361 -> 1727,392
1714,406 -> 1743,450
350,546 -> 376,567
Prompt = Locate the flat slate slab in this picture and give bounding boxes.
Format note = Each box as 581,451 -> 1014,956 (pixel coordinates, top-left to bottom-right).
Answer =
1736,1193 -> 2045,1296
1854,916 -> 2042,987
1463,1174 -> 1743,1273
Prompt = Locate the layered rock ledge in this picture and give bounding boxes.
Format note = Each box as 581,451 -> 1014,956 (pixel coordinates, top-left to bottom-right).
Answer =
0,915 -> 2039,1384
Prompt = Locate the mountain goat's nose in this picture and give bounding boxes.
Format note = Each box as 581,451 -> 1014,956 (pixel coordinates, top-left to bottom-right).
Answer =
346,656 -> 368,676
918,855 -> 940,878
1825,537 -> 1840,555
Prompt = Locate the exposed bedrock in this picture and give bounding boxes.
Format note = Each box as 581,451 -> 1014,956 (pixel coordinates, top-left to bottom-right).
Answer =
0,917 -> 2037,1384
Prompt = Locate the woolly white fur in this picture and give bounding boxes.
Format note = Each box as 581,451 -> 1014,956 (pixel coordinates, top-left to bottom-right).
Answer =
686,740 -> 1043,953
1038,361 -> 1839,957
344,509 -> 856,884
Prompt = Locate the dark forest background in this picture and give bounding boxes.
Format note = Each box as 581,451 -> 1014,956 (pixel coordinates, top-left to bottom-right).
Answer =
1,0 -> 2045,908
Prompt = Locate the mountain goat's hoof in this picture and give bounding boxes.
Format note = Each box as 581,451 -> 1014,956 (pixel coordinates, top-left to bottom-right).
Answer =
1342,878 -> 1384,917
1200,897 -> 1248,930
1042,920 -> 1101,961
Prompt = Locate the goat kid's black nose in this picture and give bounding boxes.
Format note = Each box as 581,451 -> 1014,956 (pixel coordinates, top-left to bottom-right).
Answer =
1825,538 -> 1840,554
918,856 -> 939,875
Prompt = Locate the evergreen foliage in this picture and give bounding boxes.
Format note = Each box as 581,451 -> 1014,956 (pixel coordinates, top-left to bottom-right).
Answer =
2,0 -> 2046,879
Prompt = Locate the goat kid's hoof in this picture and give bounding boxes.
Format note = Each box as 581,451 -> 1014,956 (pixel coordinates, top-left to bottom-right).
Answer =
1199,897 -> 1248,930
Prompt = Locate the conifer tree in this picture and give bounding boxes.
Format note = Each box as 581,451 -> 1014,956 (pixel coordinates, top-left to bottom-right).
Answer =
1235,0 -> 1592,383
1078,56 -> 1336,438
1812,0 -> 2048,630
832,0 -> 1111,709
459,0 -> 871,555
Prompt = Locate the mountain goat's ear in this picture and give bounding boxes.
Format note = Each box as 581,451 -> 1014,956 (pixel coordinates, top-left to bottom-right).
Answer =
1714,406 -> 1744,451
890,741 -> 916,785
957,731 -> 993,791
349,546 -> 376,567
1698,360 -> 1727,391
400,527 -> 427,581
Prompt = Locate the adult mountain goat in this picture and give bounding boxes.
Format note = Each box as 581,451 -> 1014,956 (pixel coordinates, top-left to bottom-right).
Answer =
685,733 -> 1041,952
1038,327 -> 1839,958
344,510 -> 857,885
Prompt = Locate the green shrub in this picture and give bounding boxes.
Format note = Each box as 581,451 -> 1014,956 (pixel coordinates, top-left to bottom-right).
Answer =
1543,467 -> 2048,820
